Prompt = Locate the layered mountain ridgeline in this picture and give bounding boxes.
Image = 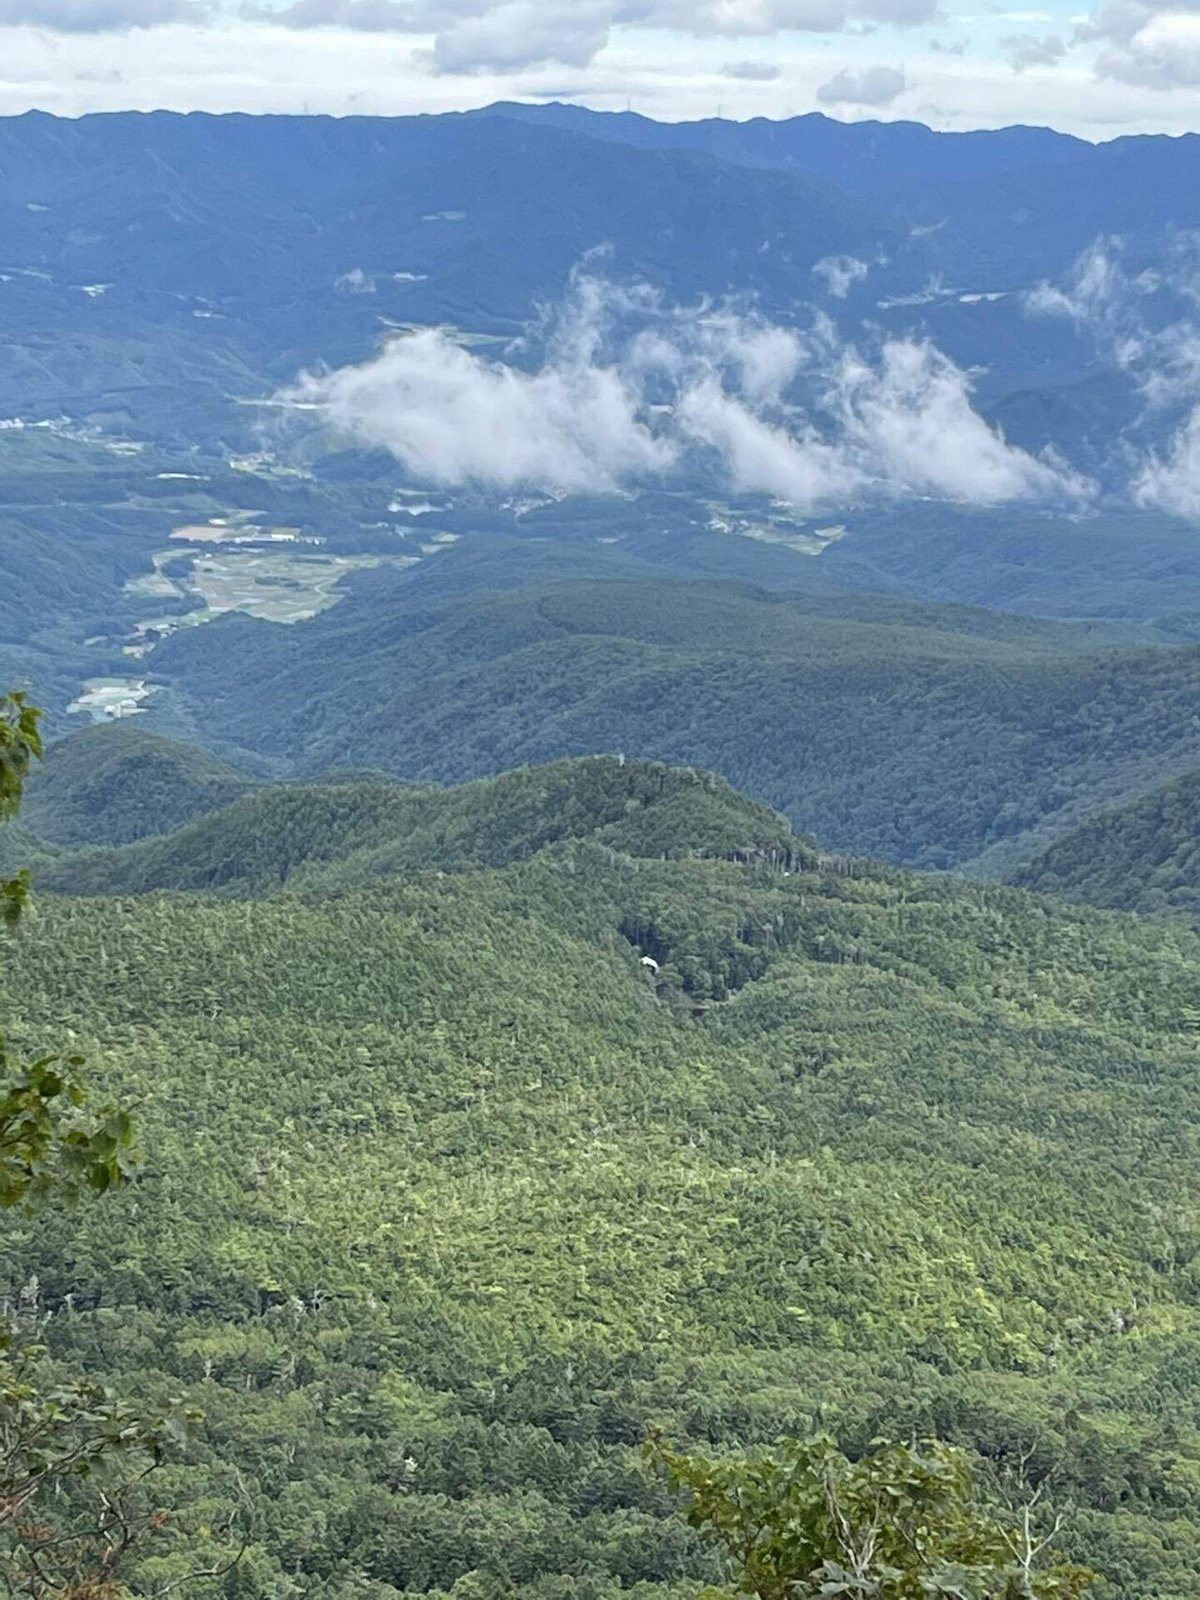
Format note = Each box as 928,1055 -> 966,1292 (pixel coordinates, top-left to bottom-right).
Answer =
147,572 -> 1200,874
480,105 -> 1200,474
481,102 -> 1091,200
7,107 -> 1200,729
1013,768 -> 1200,925
481,102 -> 1200,275
9,756 -> 1200,1597
3,105 -> 1191,413
814,504 -> 1200,636
29,757 -> 804,897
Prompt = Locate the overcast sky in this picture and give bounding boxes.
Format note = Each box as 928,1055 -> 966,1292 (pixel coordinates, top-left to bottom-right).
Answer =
0,0 -> 1195,138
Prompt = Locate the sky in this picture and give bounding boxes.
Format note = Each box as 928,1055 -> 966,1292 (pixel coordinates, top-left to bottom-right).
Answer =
0,0 -> 1196,138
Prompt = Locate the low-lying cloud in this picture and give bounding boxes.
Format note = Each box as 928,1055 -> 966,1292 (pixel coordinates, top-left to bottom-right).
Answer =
812,254 -> 870,298
1027,237 -> 1200,517
834,339 -> 1086,502
283,274 -> 1088,511
1138,409 -> 1200,518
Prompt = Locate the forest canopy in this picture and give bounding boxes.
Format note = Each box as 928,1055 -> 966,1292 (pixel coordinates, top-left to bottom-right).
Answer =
4,751 -> 1200,1595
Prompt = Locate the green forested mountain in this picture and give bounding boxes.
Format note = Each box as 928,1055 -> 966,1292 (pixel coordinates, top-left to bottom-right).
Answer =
9,758 -> 1200,1597
1013,769 -> 1200,924
28,759 -> 802,898
155,574 -> 1200,874
23,722 -> 253,847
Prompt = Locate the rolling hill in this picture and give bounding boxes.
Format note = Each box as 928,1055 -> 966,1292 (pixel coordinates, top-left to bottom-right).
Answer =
28,759 -> 801,898
21,721 -> 253,847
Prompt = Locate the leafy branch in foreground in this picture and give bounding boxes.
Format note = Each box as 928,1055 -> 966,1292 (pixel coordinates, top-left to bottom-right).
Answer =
651,1433 -> 1096,1600
0,696 -> 41,933
0,1058 -> 134,1212
1,697 -> 135,1208
0,1325 -> 191,1600
0,691 -> 241,1596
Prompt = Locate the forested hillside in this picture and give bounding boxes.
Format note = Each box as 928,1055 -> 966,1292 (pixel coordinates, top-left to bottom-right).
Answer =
9,757 -> 1200,1596
153,574 -> 1200,874
26,759 -> 802,897
1014,769 -> 1200,923
21,722 -> 254,847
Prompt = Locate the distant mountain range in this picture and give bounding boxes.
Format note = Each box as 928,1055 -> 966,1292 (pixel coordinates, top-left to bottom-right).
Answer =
0,103 -> 1195,478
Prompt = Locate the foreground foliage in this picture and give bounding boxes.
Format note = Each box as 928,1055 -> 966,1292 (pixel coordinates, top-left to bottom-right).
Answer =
655,1435 -> 1093,1600
0,693 -> 203,1599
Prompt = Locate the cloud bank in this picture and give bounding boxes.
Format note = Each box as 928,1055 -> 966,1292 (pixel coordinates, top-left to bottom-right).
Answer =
283,275 -> 1087,511
47,0 -> 939,60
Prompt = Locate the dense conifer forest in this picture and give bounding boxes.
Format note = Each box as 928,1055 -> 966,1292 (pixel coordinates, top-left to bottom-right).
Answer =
7,750 -> 1200,1596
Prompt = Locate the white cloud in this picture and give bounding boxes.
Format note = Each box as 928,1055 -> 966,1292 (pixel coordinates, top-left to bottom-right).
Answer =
629,0 -> 841,30
1137,407 -> 1200,516
1028,237 -> 1200,516
283,274 -> 1088,510
813,254 -> 870,298
1001,29 -> 1066,68
429,0 -> 613,72
283,322 -> 673,493
251,0 -> 944,73
263,0 -> 423,29
1097,11 -> 1200,88
1025,238 -> 1131,327
1026,236 -> 1200,400
832,338 -> 1090,499
625,0 -> 938,30
0,0 -> 197,26
721,57 -> 782,77
816,62 -> 907,103
677,378 -> 857,501
1074,0 -> 1200,88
